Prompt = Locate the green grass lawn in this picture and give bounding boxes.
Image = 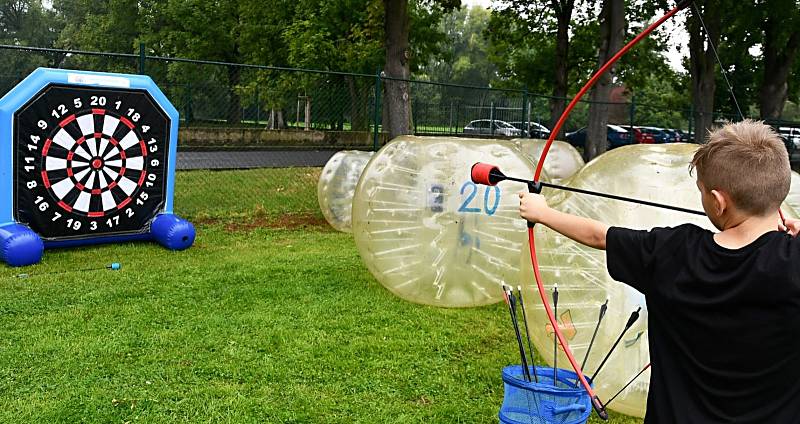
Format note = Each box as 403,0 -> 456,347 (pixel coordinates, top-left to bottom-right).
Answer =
0,168 -> 641,423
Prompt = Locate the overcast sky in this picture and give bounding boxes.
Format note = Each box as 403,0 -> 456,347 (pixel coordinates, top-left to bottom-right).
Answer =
460,0 -> 689,72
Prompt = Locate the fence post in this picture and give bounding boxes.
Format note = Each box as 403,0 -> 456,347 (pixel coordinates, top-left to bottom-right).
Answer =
185,81 -> 193,124
629,94 -> 636,131
373,73 -> 382,151
490,101 -> 495,136
255,85 -> 260,125
456,101 -> 461,134
413,98 -> 418,135
138,42 -> 146,74
522,86 -> 529,138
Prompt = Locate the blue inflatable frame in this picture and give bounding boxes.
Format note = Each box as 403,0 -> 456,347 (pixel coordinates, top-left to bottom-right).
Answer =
0,68 -> 195,267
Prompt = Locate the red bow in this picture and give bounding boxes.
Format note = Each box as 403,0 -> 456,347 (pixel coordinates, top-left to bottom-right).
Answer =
528,1 -> 692,419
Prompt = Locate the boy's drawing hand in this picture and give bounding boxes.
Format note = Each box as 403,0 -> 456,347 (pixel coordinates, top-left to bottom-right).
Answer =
780,217 -> 800,237
519,192 -> 549,224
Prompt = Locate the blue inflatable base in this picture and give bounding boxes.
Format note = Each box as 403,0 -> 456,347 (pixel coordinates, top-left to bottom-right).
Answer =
151,213 -> 196,251
0,224 -> 44,267
0,214 -> 195,267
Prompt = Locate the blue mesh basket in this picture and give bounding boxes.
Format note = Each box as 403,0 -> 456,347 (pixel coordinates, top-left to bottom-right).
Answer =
499,365 -> 593,424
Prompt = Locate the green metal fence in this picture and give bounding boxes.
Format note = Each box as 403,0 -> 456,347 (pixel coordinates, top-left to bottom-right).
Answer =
0,43 -> 750,155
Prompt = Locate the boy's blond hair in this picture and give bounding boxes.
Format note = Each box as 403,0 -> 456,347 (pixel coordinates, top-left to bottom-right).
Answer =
690,120 -> 790,216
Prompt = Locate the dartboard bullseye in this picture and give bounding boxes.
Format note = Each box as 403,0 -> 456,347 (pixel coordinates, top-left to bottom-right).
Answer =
0,68 -> 195,266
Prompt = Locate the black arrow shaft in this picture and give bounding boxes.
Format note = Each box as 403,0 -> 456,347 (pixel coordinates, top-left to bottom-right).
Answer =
503,175 -> 706,216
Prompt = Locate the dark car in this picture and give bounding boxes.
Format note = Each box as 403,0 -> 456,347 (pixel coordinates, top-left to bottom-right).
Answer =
677,130 -> 694,143
565,124 -> 632,148
661,128 -> 683,143
779,134 -> 797,156
509,121 -> 551,139
631,127 -> 654,144
634,126 -> 672,144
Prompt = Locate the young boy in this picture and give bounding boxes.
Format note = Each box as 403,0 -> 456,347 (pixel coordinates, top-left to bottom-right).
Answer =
519,120 -> 800,423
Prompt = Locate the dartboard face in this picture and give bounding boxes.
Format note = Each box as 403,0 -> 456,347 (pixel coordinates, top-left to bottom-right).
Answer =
13,84 -> 170,240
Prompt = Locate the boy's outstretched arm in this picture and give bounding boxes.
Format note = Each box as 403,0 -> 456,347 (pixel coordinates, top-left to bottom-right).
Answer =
519,192 -> 609,250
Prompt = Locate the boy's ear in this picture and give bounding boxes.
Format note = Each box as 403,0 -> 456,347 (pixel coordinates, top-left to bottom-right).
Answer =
710,189 -> 727,215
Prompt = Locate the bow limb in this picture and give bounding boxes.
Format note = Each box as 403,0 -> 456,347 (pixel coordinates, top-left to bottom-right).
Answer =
534,0 -> 692,180
527,1 -> 692,419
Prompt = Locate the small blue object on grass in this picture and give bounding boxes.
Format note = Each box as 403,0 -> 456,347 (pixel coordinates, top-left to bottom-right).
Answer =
499,365 -> 592,424
14,262 -> 121,278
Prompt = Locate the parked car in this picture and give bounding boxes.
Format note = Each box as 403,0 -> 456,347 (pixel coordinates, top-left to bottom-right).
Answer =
463,119 -> 523,137
631,127 -> 655,144
509,121 -> 551,139
677,130 -> 694,143
778,127 -> 800,150
634,126 -> 672,144
778,134 -> 797,156
565,124 -> 632,148
661,128 -> 683,143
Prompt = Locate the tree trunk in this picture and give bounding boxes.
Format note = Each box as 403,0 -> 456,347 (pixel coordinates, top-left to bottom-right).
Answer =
759,11 -> 800,119
688,0 -> 720,143
584,0 -> 624,161
549,0 -> 574,139
267,109 -> 286,129
383,0 -> 412,140
227,65 -> 242,125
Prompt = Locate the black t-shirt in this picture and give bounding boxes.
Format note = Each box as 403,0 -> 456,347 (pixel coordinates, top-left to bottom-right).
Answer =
606,224 -> 800,424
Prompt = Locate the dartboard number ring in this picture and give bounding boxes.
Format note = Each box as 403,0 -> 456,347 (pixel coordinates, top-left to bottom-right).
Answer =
13,85 -> 170,240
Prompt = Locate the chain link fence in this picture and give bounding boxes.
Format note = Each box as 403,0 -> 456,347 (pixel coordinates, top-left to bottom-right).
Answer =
2,44 -> 735,152
4,44 -> 787,221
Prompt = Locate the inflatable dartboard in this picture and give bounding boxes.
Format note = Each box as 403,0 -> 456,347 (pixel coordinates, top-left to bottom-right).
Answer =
0,68 -> 195,267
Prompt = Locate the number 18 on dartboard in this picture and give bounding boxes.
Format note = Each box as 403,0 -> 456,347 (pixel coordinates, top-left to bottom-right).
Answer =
0,68 -> 195,267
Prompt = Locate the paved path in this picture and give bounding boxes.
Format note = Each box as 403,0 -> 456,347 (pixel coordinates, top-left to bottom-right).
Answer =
176,150 -> 341,170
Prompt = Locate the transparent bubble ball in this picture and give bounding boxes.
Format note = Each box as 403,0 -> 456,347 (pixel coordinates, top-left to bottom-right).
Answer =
514,139 -> 585,182
352,136 -> 540,307
317,150 -> 374,232
786,171 -> 800,214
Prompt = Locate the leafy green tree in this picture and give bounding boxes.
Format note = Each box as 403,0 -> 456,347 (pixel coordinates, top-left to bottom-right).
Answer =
382,0 -> 459,138
584,0 -> 624,161
0,0 -> 61,92
1,0 -> 59,47
488,0 -> 583,137
54,0 -> 138,55
282,0 -> 383,130
757,0 -> 800,119
419,5 -> 496,87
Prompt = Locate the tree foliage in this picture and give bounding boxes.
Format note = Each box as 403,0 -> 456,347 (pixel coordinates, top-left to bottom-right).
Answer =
3,0 -> 799,131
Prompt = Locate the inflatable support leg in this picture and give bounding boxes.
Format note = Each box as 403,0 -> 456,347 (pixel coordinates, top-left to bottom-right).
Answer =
150,214 -> 195,251
0,224 -> 44,267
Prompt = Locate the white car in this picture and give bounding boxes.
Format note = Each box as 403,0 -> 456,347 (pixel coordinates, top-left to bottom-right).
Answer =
463,119 -> 523,137
778,127 -> 800,149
